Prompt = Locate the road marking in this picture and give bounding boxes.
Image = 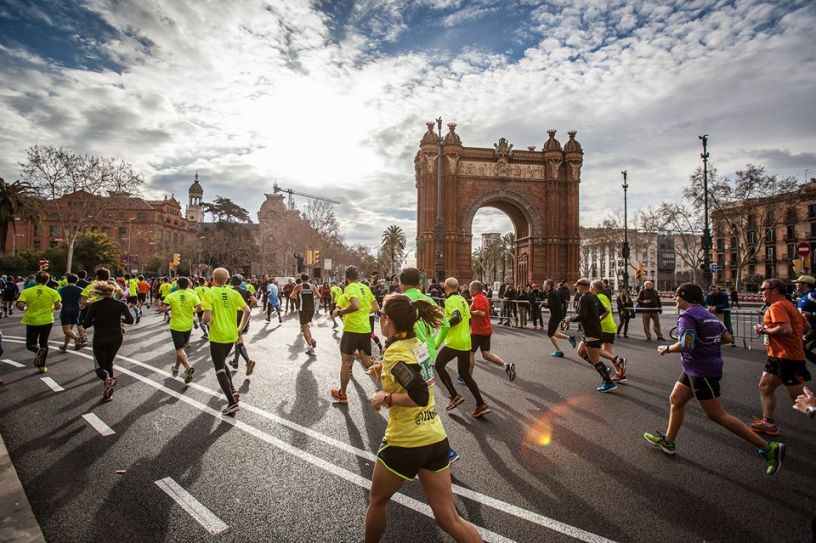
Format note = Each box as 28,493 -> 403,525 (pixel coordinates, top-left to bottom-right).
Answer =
41,377 -> 64,392
1,358 -> 24,367
81,413 -> 115,436
155,477 -> 229,535
5,336 -> 617,543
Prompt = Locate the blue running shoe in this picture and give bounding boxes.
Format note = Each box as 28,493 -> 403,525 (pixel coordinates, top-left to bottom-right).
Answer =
596,381 -> 618,393
567,335 -> 577,349
448,448 -> 460,464
456,375 -> 465,384
551,350 -> 564,358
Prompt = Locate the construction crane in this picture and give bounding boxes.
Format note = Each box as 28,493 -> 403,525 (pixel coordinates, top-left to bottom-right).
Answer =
271,181 -> 340,210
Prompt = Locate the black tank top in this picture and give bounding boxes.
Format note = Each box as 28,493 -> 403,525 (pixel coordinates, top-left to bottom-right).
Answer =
299,283 -> 315,311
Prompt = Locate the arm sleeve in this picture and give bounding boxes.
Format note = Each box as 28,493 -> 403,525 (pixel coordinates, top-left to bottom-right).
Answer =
434,315 -> 451,349
393,362 -> 429,407
121,303 -> 135,325
448,310 -> 462,326
82,304 -> 96,329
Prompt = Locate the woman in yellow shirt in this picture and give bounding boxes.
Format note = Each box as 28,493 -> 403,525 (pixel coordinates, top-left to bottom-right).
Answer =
366,294 -> 481,543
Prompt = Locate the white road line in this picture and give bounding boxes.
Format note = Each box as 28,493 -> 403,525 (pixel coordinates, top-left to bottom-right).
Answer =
155,477 -> 229,535
40,377 -> 64,392
1,358 -> 24,367
81,413 -> 115,436
5,335 -> 616,543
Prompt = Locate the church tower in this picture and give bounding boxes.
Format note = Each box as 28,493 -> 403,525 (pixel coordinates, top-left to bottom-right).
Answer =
186,172 -> 204,223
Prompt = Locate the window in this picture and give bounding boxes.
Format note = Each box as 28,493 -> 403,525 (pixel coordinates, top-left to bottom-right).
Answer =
119,227 -> 127,238
809,203 -> 816,218
747,230 -> 756,244
765,246 -> 775,260
137,213 -> 147,221
765,264 -> 774,278
788,243 -> 795,260
33,239 -> 41,249
49,225 -> 58,237
811,222 -> 816,238
786,207 -> 797,223
34,224 -> 41,236
730,252 -> 738,268
49,239 -> 59,248
765,227 -> 775,243
102,226 -> 111,235
787,224 -> 795,241
717,238 -> 724,251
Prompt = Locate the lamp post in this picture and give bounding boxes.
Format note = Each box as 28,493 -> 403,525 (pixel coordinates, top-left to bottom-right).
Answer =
699,135 -> 712,289
126,217 -> 136,274
434,116 -> 445,282
621,170 -> 630,290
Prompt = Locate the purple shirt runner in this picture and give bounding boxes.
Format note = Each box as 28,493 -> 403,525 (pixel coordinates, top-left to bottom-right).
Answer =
676,304 -> 726,378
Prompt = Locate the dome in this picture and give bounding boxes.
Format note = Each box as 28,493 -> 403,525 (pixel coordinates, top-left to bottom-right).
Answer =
543,129 -> 561,151
189,172 -> 203,196
564,131 -> 582,153
420,121 -> 437,145
259,193 -> 287,217
443,123 -> 461,145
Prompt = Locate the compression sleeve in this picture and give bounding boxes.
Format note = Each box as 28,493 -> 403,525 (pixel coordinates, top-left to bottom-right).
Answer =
448,310 -> 462,327
392,361 -> 429,407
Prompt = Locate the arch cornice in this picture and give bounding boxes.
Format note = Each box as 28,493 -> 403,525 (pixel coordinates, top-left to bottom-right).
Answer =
458,188 -> 542,239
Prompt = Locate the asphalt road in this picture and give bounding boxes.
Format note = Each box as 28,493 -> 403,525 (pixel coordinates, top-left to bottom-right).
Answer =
1,303 -> 814,543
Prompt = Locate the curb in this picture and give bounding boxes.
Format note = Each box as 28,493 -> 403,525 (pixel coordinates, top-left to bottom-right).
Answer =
0,430 -> 46,543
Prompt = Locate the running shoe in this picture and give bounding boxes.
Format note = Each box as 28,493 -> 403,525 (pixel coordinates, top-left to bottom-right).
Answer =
596,381 -> 618,393
470,403 -> 491,418
135,315 -> 141,324
331,388 -> 349,404
232,392 -> 241,404
75,339 -> 87,351
456,375 -> 465,384
37,366 -> 47,374
58,344 -> 68,353
607,367 -> 628,384
643,431 -> 676,455
230,359 -> 239,369
550,350 -> 564,358
505,362 -> 516,382
448,448 -> 460,463
193,321 -> 198,329
103,375 -> 114,402
615,356 -> 628,378
445,395 -> 465,412
761,442 -> 785,476
172,367 -> 179,378
567,335 -> 577,349
33,347 -> 47,367
310,338 -> 317,348
246,360 -> 256,375
750,417 -> 780,437
306,347 -> 315,356
222,403 -> 240,416
184,367 -> 195,384
332,322 -> 338,330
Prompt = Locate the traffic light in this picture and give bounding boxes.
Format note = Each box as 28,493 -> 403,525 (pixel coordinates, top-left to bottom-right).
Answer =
636,262 -> 645,280
172,253 -> 180,266
313,250 -> 320,265
38,258 -> 49,271
305,249 -> 314,266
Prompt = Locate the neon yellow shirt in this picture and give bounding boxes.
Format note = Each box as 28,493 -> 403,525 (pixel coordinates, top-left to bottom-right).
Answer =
245,283 -> 256,294
381,338 -> 446,449
127,278 -> 139,297
163,289 -> 202,332
202,286 -> 248,343
442,294 -> 471,351
330,285 -> 342,302
194,285 -> 209,301
403,287 -> 442,376
81,280 -> 118,305
19,285 -> 61,326
338,282 -> 376,333
597,293 -> 617,334
159,283 -> 172,297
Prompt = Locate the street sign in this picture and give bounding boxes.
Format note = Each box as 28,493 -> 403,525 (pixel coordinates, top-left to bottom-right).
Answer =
798,241 -> 811,258
324,259 -> 332,271
710,263 -> 718,273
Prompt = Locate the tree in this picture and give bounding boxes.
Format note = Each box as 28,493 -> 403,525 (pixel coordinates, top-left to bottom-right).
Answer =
203,196 -> 251,223
683,164 -> 798,290
18,145 -> 144,273
0,177 -> 43,254
303,200 -> 342,244
651,202 -> 704,284
72,232 -> 121,272
381,225 -> 406,276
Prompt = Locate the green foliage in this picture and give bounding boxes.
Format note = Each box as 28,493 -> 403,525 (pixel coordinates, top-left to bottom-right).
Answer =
145,256 -> 164,274
203,196 -> 251,223
0,177 -> 43,254
72,232 -> 121,272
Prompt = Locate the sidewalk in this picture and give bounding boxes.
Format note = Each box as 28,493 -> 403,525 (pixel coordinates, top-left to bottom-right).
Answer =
0,430 -> 45,543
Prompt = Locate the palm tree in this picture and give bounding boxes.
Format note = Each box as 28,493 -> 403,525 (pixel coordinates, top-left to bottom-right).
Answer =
472,248 -> 485,281
0,177 -> 42,254
381,225 -> 406,276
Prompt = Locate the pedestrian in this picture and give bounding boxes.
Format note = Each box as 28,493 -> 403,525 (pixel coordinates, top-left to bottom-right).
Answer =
364,293 -> 481,543
291,273 -> 317,356
644,283 -> 784,476
82,280 -> 134,401
17,271 -> 61,372
616,287 -> 634,338
636,280 -> 665,341
266,279 -> 282,324
564,278 -> 617,393
705,285 -> 732,335
543,279 -> 574,358
467,280 -> 515,381
57,273 -> 83,352
530,283 -> 544,330
729,288 -> 740,309
749,278 -> 811,437
161,277 -> 202,383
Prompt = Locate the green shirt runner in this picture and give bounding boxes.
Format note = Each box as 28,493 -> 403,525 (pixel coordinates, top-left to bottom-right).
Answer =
19,286 -> 61,326
339,282 -> 376,334
597,293 -> 618,334
163,289 -> 202,332
439,294 -> 471,351
202,286 -> 248,343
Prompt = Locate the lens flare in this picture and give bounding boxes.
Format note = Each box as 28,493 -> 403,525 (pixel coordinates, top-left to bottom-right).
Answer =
524,394 -> 591,448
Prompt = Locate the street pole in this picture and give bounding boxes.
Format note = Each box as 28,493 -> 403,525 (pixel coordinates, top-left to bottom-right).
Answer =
621,170 -> 630,290
434,116 -> 445,282
126,217 -> 136,274
699,135 -> 712,289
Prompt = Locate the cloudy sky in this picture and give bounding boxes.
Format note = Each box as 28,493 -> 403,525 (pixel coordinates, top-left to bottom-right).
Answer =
1,0 -> 814,255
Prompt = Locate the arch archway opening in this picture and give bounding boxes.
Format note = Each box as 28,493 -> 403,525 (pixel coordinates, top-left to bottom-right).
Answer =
470,202 -> 532,287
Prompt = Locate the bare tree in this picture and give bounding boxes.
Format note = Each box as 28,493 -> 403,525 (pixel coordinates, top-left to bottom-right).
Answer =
19,146 -> 144,273
303,200 -> 342,245
651,202 -> 704,284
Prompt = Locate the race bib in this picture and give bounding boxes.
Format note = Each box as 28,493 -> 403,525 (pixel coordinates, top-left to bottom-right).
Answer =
414,343 -> 435,385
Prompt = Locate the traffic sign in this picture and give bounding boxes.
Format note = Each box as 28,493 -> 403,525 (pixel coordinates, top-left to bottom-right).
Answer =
710,263 -> 718,273
324,259 -> 332,271
798,242 -> 811,258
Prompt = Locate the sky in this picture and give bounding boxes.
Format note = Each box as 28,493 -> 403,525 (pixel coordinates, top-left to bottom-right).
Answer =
1,0 -> 815,256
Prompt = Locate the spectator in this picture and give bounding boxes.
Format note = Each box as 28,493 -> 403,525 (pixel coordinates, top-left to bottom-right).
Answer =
616,287 -> 634,338
636,280 -> 664,341
705,285 -> 733,335
729,288 -> 740,309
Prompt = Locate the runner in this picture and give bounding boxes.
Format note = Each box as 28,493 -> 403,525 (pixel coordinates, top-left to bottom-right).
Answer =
543,279 -> 575,358
749,278 -> 811,437
792,274 -> 816,365
2,276 -> 19,317
290,273 -> 317,356
330,265 -> 378,404
564,278 -> 617,393
161,277 -> 202,383
644,283 -> 784,475
75,270 -> 90,347
16,271 -> 61,373
329,281 -> 342,330
465,280 -> 515,381
434,277 -> 489,417
194,277 -> 210,339
57,273 -> 83,352
159,278 -> 172,321
229,275 -> 257,374
124,273 -> 141,323
137,275 -> 151,310
266,279 -> 282,324
82,281 -> 134,402
593,280 -> 627,382
201,268 -> 250,414
364,293 -> 481,543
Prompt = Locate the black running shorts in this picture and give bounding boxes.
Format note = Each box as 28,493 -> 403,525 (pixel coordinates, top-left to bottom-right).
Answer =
583,337 -> 603,349
299,309 -> 314,326
137,293 -> 147,303
547,317 -> 562,337
678,372 -> 721,401
601,332 -> 616,345
60,310 -> 80,326
170,329 -> 191,350
126,296 -> 138,305
764,356 -> 812,387
376,438 -> 450,480
340,331 -> 371,356
470,334 -> 491,353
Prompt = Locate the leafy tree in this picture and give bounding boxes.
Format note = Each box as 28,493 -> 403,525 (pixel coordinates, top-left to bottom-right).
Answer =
381,224 -> 406,276
72,232 -> 121,272
0,177 -> 43,254
203,196 -> 251,223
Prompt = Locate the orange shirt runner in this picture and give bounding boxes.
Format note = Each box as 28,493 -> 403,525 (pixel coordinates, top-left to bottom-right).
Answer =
764,299 -> 805,360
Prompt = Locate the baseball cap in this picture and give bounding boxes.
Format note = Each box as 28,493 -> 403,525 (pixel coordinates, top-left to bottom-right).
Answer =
794,275 -> 816,285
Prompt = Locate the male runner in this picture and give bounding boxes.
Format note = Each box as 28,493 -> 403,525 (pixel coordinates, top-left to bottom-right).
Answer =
565,278 -> 617,393
124,273 -> 141,323
592,280 -> 627,382
434,277 -> 490,417
201,268 -> 250,414
543,279 -> 575,357
330,265 -> 378,404
75,270 -> 90,346
793,275 -> 816,364
291,273 -> 317,355
159,278 -> 173,320
17,271 -> 62,372
137,275 -> 151,310
465,280 -> 515,381
266,279 -> 282,323
194,277 -> 210,339
330,281 -> 342,329
229,275 -> 257,374
57,273 -> 83,352
161,277 -> 201,383
2,276 -> 19,317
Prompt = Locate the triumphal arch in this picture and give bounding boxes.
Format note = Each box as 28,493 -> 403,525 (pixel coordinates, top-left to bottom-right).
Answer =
415,122 -> 582,285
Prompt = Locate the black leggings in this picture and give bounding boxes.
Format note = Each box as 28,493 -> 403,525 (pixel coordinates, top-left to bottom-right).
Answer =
210,342 -> 237,404
435,346 -> 484,405
267,303 -> 281,320
26,323 -> 52,363
93,332 -> 123,380
618,315 -> 631,336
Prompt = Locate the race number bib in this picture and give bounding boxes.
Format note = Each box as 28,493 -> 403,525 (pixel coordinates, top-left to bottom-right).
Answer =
414,343 -> 435,385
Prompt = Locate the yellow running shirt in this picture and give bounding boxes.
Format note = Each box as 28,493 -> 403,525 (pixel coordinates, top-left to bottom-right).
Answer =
597,293 -> 617,334
381,338 -> 446,448
330,285 -> 342,302
127,279 -> 138,297
339,282 -> 375,333
442,294 -> 471,351
202,286 -> 248,343
163,289 -> 202,332
19,285 -> 61,326
194,285 -> 209,301
159,283 -> 172,297
81,280 -> 118,305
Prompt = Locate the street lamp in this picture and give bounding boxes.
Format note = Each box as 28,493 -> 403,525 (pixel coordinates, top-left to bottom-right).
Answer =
699,135 -> 712,289
434,116 -> 445,282
126,217 -> 137,274
621,170 -> 630,290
